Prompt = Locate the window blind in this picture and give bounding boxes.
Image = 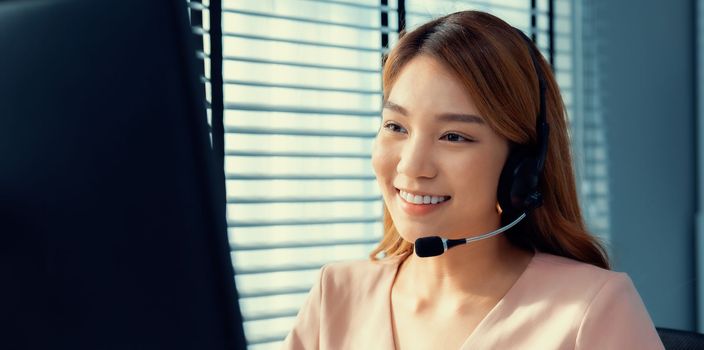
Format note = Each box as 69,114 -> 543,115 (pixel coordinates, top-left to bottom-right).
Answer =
214,1 -> 604,348
220,1 -> 396,348
571,0 -> 611,239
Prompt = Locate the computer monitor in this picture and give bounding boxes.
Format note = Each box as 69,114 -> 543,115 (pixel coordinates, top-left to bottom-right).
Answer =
0,0 -> 247,348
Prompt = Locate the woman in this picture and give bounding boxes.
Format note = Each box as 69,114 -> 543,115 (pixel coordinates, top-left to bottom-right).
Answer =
282,11 -> 663,349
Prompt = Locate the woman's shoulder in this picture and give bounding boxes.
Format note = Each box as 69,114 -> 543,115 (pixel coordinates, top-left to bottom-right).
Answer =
525,253 -> 662,348
527,252 -> 636,300
318,255 -> 404,292
533,251 -> 618,277
533,252 -> 617,276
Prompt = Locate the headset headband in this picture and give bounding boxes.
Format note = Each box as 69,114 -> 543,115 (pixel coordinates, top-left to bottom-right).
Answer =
513,28 -> 549,172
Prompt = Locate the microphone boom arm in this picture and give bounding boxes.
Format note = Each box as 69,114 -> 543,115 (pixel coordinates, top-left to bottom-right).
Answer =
439,213 -> 528,253
464,212 -> 526,244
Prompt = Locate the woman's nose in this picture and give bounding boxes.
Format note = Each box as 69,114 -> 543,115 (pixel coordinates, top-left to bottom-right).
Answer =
395,137 -> 437,179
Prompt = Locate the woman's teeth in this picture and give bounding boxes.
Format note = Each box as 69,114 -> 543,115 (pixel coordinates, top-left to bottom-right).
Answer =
399,190 -> 449,205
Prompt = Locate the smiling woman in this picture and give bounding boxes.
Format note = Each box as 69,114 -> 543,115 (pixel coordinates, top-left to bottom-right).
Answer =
373,54 -> 511,252
372,14 -> 605,267
282,10 -> 664,350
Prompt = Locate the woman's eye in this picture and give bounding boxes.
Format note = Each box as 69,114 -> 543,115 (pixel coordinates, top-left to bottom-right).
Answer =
441,133 -> 473,142
383,122 -> 407,134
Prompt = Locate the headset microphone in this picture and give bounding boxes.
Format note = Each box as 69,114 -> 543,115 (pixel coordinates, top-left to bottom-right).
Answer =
414,213 -> 527,257
413,28 -> 549,258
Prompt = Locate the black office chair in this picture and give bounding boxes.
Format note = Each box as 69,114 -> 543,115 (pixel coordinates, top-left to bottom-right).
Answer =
658,327 -> 704,350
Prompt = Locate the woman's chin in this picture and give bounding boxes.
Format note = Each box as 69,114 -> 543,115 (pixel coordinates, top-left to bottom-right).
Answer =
397,230 -> 435,244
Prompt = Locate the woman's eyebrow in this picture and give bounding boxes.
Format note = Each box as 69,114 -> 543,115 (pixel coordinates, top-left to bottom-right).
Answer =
383,100 -> 408,115
383,100 -> 485,124
437,113 -> 485,124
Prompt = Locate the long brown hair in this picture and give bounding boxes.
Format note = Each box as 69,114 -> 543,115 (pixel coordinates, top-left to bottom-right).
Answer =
369,11 -> 610,269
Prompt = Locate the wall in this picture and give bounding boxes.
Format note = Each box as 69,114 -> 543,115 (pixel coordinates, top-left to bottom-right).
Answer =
595,0 -> 697,330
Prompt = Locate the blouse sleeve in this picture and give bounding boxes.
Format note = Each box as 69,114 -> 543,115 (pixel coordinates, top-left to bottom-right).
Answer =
575,272 -> 664,350
280,265 -> 327,350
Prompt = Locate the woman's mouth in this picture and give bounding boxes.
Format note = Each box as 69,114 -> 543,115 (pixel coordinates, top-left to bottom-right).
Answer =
396,189 -> 451,215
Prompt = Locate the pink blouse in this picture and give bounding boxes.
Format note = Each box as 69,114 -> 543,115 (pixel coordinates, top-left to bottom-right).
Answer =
282,252 -> 664,349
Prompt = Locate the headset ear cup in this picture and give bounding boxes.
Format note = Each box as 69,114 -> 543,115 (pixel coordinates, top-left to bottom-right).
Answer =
498,149 -> 527,217
511,156 -> 540,209
498,147 -> 543,215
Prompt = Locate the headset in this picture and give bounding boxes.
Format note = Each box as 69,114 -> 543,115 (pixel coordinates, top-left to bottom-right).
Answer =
496,28 -> 551,224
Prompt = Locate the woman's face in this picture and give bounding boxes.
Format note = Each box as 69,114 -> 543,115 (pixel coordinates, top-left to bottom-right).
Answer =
372,55 -> 510,243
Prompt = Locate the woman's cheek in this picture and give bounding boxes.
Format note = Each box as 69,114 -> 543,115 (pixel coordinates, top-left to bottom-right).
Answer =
371,137 -> 394,177
371,137 -> 382,176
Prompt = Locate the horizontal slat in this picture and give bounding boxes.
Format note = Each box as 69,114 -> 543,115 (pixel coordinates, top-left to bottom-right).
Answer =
534,9 -> 570,19
226,173 -> 376,180
404,6 -> 565,18
224,79 -> 382,95
231,237 -> 380,251
299,0 -> 396,12
223,55 -> 380,74
244,308 -> 299,322
522,27 -> 571,39
227,216 -> 381,228
247,333 -> 288,346
410,0 -> 530,13
235,261 -> 327,275
224,126 -> 376,138
223,8 -> 397,33
224,103 -> 380,117
227,195 -> 381,204
222,32 -> 387,53
550,31 -> 571,39
228,222 -> 382,242
539,47 -> 571,56
225,150 -> 371,159
238,286 -> 311,299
